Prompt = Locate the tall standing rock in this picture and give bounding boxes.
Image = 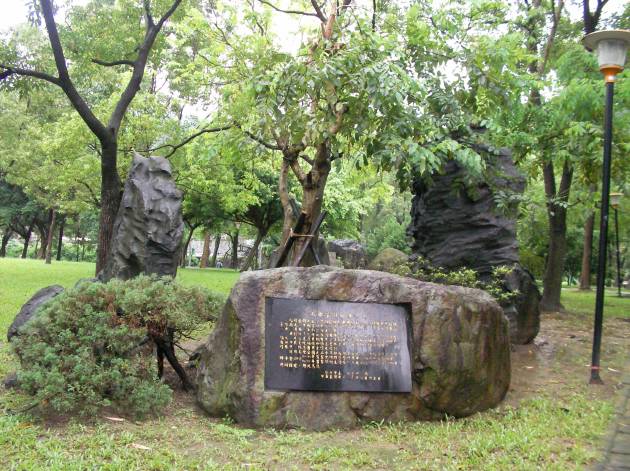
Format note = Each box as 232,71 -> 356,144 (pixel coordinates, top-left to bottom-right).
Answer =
99,154 -> 184,282
408,148 -> 540,344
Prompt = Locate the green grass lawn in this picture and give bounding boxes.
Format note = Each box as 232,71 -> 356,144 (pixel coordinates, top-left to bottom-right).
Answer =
561,288 -> 630,318
0,258 -> 240,333
0,257 -> 626,470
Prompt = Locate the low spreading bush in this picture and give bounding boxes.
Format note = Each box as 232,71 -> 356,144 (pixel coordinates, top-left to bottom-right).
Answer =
389,256 -> 518,304
12,276 -> 225,418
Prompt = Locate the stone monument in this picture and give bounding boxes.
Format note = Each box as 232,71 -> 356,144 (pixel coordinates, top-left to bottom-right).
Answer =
196,266 -> 511,430
408,148 -> 540,344
99,154 -> 184,282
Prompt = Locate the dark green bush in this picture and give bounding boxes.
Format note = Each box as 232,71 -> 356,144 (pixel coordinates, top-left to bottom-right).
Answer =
12,276 -> 225,418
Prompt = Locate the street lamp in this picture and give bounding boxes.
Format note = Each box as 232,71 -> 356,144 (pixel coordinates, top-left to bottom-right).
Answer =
610,192 -> 623,298
582,30 -> 630,385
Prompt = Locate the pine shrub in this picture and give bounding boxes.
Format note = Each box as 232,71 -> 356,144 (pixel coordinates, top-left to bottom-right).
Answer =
12,276 -> 225,418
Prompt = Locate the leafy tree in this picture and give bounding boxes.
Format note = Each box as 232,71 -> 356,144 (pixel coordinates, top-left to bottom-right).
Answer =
211,1 -> 485,265
1,0 -> 183,273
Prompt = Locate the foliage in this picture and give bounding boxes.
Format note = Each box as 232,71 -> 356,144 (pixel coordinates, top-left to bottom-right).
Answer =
11,275 -> 224,417
391,257 -> 518,304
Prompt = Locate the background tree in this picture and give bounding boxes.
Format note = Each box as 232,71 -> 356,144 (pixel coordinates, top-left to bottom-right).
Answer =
1,0 -> 183,273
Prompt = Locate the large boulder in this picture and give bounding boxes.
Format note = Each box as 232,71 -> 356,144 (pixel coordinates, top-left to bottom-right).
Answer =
408,148 -> 540,344
368,248 -> 408,272
196,266 -> 510,430
99,154 -> 184,281
7,285 -> 64,341
328,239 -> 367,269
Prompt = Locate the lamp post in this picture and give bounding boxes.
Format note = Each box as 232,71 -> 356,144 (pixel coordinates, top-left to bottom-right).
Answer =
582,30 -> 630,385
610,192 -> 623,297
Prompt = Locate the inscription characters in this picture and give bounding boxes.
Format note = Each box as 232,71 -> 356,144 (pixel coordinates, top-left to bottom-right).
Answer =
265,298 -> 412,392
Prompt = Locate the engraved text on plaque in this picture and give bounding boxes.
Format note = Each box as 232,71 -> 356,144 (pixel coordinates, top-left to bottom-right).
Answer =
264,297 -> 412,392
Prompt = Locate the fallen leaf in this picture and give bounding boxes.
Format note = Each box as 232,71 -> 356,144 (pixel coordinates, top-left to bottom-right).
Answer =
105,416 -> 124,422
130,443 -> 152,451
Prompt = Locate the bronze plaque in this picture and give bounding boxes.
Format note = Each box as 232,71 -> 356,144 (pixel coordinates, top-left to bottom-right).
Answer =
264,297 -> 412,392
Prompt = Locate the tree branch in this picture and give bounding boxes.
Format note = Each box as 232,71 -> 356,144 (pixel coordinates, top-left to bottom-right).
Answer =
91,58 -> 134,67
108,0 -> 182,133
240,128 -> 282,150
258,0 -> 321,18
39,0 -> 109,143
0,64 -> 59,85
310,0 -> 327,22
288,155 -> 307,184
81,182 -> 101,208
146,124 -> 233,158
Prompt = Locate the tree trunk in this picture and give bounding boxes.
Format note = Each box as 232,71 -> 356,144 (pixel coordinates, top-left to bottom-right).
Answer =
56,216 -> 65,261
199,231 -> 211,268
45,208 -> 56,265
36,224 -> 48,259
75,217 -> 81,262
540,161 -> 573,311
579,210 -> 595,290
180,224 -> 197,268
0,231 -> 11,257
290,145 -> 330,266
241,229 -> 266,272
231,230 -> 239,269
210,234 -> 221,267
21,219 -> 34,258
279,160 -> 297,246
96,140 -> 122,275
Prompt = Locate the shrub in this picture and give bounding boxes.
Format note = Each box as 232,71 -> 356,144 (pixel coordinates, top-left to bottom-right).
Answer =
389,257 -> 518,304
12,276 -> 225,418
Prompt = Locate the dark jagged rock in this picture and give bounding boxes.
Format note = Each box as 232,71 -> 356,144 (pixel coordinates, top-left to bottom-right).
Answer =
99,154 -> 184,282
7,285 -> 64,341
408,148 -> 540,344
328,239 -> 367,269
409,150 -> 523,275
501,264 -> 541,344
196,266 -> 511,430
3,372 -> 18,389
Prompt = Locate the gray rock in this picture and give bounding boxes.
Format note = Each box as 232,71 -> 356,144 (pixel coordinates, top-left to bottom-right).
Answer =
408,148 -> 540,344
500,264 -> 541,344
7,285 -> 64,341
368,248 -> 408,272
196,266 -> 510,430
3,372 -> 18,389
99,154 -> 184,282
328,239 -> 367,269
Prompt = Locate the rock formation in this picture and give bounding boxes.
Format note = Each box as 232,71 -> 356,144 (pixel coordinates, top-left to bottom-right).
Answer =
408,148 -> 540,344
368,247 -> 408,272
99,154 -> 184,282
328,239 -> 367,269
7,285 -> 64,341
196,266 -> 511,430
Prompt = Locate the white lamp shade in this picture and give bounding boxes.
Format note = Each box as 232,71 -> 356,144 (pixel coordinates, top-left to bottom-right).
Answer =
610,192 -> 622,209
597,39 -> 628,68
582,30 -> 630,70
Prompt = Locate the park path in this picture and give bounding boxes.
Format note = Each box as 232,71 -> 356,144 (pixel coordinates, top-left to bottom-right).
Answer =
597,374 -> 630,469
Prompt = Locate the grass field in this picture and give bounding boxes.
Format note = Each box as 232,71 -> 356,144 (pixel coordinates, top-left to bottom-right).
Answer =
0,257 -> 628,470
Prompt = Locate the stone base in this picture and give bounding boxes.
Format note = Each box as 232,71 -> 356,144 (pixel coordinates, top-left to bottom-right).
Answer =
196,266 -> 511,430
